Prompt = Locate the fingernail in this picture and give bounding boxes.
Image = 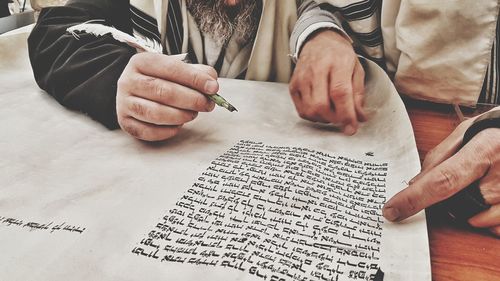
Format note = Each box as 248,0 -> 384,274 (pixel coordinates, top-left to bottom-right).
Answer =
343,124 -> 356,136
204,80 -> 218,94
207,101 -> 216,112
383,207 -> 400,222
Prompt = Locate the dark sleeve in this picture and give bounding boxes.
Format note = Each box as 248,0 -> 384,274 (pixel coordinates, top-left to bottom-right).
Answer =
0,0 -> 10,18
463,109 -> 500,145
28,0 -> 136,129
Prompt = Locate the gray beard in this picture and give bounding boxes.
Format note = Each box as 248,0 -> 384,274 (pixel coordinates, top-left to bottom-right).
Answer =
186,0 -> 260,46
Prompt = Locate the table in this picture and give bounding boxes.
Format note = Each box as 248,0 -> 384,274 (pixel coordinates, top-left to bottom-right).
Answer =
406,100 -> 500,280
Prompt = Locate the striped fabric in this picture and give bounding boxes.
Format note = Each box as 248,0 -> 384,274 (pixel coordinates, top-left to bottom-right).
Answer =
478,17 -> 499,105
319,0 -> 385,67
130,1 -> 184,56
319,0 -> 499,105
130,5 -> 161,44
165,0 -> 183,55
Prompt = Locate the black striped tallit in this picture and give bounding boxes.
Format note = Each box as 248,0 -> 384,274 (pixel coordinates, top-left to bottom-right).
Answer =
130,5 -> 162,44
127,1 -> 232,69
319,0 -> 385,67
478,17 -> 499,105
129,2 -> 184,56
321,0 -> 499,105
165,0 -> 184,55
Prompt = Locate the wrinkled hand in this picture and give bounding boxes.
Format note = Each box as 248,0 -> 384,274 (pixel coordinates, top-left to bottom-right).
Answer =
116,53 -> 218,141
289,30 -> 367,135
383,110 -> 500,237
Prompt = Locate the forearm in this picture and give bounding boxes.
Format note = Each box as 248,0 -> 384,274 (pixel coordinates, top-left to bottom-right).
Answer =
28,0 -> 135,129
291,0 -> 350,62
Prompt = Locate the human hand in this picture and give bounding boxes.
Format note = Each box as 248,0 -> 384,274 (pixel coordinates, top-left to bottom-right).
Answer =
116,53 -> 218,141
289,29 -> 367,135
383,112 -> 500,237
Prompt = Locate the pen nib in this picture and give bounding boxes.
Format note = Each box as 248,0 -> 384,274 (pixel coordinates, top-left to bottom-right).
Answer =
227,104 -> 238,112
208,94 -> 238,112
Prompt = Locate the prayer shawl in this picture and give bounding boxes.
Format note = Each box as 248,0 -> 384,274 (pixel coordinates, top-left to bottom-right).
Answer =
129,0 -> 298,83
316,0 -> 500,106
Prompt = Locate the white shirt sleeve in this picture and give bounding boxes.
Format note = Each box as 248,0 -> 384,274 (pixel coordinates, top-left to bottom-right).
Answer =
292,21 -> 353,63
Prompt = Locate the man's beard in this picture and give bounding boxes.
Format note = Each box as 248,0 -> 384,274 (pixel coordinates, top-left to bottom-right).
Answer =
186,0 -> 261,46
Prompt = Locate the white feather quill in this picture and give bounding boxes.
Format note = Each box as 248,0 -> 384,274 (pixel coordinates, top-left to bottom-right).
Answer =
67,21 -> 163,53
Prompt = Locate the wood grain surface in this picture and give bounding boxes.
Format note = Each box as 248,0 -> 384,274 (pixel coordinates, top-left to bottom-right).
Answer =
404,99 -> 500,281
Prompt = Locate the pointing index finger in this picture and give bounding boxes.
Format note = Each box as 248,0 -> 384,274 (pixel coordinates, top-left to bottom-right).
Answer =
383,143 -> 491,222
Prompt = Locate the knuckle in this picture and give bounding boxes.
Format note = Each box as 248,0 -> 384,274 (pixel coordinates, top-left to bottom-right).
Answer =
119,118 -> 142,139
308,102 -> 328,118
141,77 -> 174,103
130,101 -> 149,118
152,82 -> 172,102
148,109 -> 162,123
138,75 -> 156,90
330,84 -> 351,100
191,72 -> 202,88
432,170 -> 459,198
140,75 -> 156,88
403,194 -> 419,214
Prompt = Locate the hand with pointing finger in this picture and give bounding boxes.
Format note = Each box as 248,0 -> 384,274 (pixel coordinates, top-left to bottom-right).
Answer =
289,29 -> 367,135
383,109 -> 500,237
